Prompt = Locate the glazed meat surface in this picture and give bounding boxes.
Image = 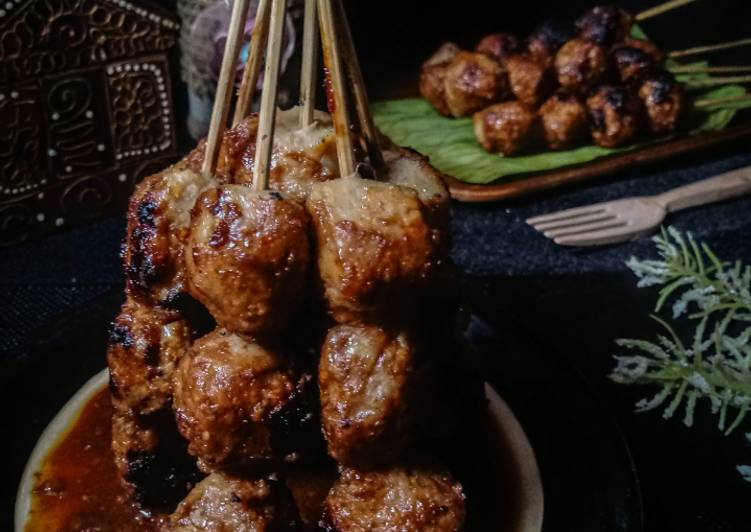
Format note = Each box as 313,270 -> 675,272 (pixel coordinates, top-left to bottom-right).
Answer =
419,43 -> 461,117
505,53 -> 554,107
185,185 -> 309,336
613,45 -> 655,84
172,329 -> 302,472
170,472 -> 301,531
555,38 -> 609,92
539,90 -> 589,150
123,168 -> 217,305
108,298 -> 191,416
306,175 -> 443,323
639,73 -> 684,133
442,51 -> 509,117
323,465 -> 466,532
319,324 -> 414,468
527,20 -> 574,66
587,85 -> 644,147
473,101 -> 541,155
475,32 -> 521,63
576,5 -> 633,45
619,37 -> 665,63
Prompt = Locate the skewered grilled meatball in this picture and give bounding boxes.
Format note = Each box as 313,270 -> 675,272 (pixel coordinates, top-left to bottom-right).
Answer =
170,472 -> 301,531
319,324 -> 415,468
620,37 -> 665,63
586,85 -> 644,147
475,32 -> 521,63
112,408 -> 199,509
442,51 -> 509,117
172,328 -> 305,472
613,45 -> 655,84
419,43 -> 461,117
505,53 -> 554,107
527,20 -> 574,66
123,168 -> 217,305
185,185 -> 309,336
576,5 -> 633,45
322,465 -> 466,532
107,298 -> 191,416
306,175 -> 445,323
473,101 -> 541,155
555,38 -> 610,92
539,90 -> 589,149
639,72 -> 684,134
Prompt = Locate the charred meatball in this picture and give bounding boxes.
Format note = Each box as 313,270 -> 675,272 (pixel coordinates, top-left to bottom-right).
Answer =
123,168 -> 216,305
185,185 -> 309,336
576,5 -> 633,45
639,72 -> 684,134
505,53 -> 554,107
323,465 -> 466,532
306,175 -> 445,323
539,91 -> 589,150
586,85 -> 644,147
170,472 -> 301,531
473,101 -> 541,155
419,43 -> 461,117
613,45 -> 655,84
620,37 -> 665,63
475,32 -> 521,63
527,20 -> 574,66
555,38 -> 610,92
172,329 -> 304,472
442,51 -> 509,117
319,324 -> 415,468
107,298 -> 191,416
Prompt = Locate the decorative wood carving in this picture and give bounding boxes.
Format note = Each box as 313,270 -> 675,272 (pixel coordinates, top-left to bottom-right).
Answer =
0,0 -> 179,246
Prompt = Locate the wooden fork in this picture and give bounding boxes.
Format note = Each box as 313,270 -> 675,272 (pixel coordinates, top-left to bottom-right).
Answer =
526,165 -> 751,247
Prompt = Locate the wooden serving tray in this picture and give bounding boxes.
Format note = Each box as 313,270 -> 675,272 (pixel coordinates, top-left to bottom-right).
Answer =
443,122 -> 751,202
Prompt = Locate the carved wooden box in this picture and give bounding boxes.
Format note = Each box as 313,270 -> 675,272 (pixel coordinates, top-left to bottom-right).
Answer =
0,0 -> 180,246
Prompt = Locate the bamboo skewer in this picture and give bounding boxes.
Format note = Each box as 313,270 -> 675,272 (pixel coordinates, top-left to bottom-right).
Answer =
635,0 -> 698,21
684,75 -> 751,87
669,37 -> 751,58
202,0 -> 251,178
672,65 -> 751,75
318,0 -> 356,177
232,0 -> 272,127
694,93 -> 751,108
334,0 -> 384,172
299,0 -> 319,128
252,0 -> 288,191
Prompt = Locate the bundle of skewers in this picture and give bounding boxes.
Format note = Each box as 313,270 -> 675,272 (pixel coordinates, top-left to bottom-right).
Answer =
420,1 -> 751,155
107,0 -> 483,529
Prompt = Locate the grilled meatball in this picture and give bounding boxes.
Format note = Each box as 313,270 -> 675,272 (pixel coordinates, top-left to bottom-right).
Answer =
306,175 -> 444,323
586,85 -> 644,148
527,20 -> 574,66
419,43 -> 461,116
319,324 -> 415,468
555,38 -> 610,92
172,328 -> 304,472
576,5 -> 633,46
170,472 -> 301,531
322,465 -> 466,532
620,37 -> 665,63
123,168 -> 216,305
639,72 -> 684,134
112,408 -> 199,509
539,90 -> 589,150
475,32 -> 521,63
185,185 -> 309,336
473,101 -> 541,155
613,45 -> 655,84
505,53 -> 554,107
107,298 -> 191,416
442,51 -> 509,117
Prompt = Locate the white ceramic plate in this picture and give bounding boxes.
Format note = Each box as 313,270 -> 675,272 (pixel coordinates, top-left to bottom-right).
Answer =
15,372 -> 543,532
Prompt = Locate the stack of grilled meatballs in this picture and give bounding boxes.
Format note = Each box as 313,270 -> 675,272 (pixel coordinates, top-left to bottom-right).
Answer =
420,5 -> 685,154
107,107 -> 486,531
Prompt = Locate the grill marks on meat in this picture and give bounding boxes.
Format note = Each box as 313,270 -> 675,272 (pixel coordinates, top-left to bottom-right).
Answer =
319,324 -> 415,468
613,45 -> 655,84
170,472 -> 301,531
554,38 -> 610,92
505,53 -> 554,107
527,20 -> 574,66
576,5 -> 633,46
540,90 -> 589,150
473,101 -> 541,155
185,186 -> 310,335
322,465 -> 466,532
475,32 -> 521,63
639,72 -> 684,134
587,84 -> 644,147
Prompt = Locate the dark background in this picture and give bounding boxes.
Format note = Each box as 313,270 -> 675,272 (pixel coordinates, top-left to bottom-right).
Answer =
3,0 -> 751,530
